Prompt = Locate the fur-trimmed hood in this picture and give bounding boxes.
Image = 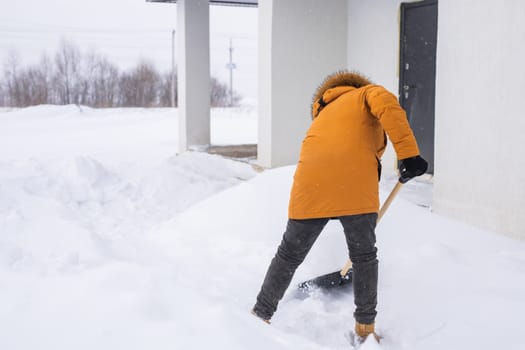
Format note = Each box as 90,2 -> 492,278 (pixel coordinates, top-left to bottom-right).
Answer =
311,70 -> 372,119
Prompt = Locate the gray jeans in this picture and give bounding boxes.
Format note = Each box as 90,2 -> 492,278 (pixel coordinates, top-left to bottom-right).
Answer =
253,213 -> 378,324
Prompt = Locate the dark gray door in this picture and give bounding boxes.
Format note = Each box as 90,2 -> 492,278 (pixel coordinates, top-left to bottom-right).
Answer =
399,0 -> 438,174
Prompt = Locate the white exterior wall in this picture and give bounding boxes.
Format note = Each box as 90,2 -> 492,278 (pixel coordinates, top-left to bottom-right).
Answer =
177,0 -> 210,152
258,0 -> 348,168
434,0 -> 525,239
347,0 -> 405,176
347,0 -> 404,93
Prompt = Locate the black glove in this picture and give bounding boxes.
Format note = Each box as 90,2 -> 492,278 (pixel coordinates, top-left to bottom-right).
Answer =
398,155 -> 428,183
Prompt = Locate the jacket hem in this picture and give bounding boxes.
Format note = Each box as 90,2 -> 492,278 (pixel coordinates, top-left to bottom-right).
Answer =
288,207 -> 379,220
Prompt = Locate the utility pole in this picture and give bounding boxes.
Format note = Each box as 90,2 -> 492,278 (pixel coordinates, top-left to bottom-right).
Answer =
171,29 -> 176,108
226,37 -> 236,107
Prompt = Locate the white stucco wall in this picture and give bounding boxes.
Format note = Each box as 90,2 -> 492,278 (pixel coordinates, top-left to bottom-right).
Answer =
347,0 -> 405,176
347,0 -> 404,93
434,0 -> 525,239
258,0 -> 348,168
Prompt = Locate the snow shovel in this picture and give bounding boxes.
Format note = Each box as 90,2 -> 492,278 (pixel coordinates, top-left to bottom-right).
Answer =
297,181 -> 403,292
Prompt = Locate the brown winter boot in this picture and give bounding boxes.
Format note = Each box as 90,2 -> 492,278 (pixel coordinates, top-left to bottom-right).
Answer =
251,309 -> 271,324
355,322 -> 380,343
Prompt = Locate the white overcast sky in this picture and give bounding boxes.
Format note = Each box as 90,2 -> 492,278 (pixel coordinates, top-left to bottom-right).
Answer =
0,0 -> 258,99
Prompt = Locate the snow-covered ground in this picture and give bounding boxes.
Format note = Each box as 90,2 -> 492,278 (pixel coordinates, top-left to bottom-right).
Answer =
1,106 -> 524,350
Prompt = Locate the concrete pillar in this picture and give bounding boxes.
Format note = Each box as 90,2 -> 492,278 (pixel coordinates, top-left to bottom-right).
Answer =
177,0 -> 210,152
258,0 -> 347,167
258,0 -> 348,168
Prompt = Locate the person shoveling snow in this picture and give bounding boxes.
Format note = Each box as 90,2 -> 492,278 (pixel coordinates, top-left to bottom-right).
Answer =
251,71 -> 428,345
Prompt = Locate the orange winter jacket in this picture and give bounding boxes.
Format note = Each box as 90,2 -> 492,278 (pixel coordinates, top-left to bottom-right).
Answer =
288,71 -> 420,219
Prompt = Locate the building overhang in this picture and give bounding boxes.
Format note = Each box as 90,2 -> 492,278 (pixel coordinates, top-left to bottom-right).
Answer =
146,0 -> 257,7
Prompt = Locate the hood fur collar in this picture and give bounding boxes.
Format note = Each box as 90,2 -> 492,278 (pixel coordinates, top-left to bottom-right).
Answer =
311,70 -> 372,119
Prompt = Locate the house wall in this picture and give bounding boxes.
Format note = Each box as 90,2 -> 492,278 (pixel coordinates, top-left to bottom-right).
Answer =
347,0 -> 405,176
434,0 -> 525,238
347,0 -> 404,93
258,0 -> 348,168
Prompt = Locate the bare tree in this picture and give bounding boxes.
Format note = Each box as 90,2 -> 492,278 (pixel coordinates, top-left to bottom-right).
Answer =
0,39 -> 243,108
211,77 -> 241,107
92,54 -> 120,107
0,83 -> 4,106
54,39 -> 82,105
119,60 -> 160,107
16,69 -> 35,106
20,54 -> 53,106
1,52 -> 53,107
158,71 -> 177,107
2,50 -> 23,107
76,51 -> 95,106
36,54 -> 53,104
0,82 -> 5,107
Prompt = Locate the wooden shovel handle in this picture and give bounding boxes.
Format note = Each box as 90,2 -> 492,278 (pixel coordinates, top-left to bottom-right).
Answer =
340,181 -> 403,276
378,181 -> 403,222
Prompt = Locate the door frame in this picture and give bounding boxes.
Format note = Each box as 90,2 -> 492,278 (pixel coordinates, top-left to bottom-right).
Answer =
398,0 -> 438,174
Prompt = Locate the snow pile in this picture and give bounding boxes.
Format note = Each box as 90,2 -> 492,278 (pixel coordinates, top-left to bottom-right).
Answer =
1,106 -> 525,350
0,152 -> 255,273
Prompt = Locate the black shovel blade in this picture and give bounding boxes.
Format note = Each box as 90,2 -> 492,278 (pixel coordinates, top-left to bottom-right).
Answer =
297,268 -> 353,293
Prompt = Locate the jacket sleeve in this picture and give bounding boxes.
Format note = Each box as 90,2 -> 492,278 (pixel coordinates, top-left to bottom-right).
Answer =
365,85 -> 420,160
